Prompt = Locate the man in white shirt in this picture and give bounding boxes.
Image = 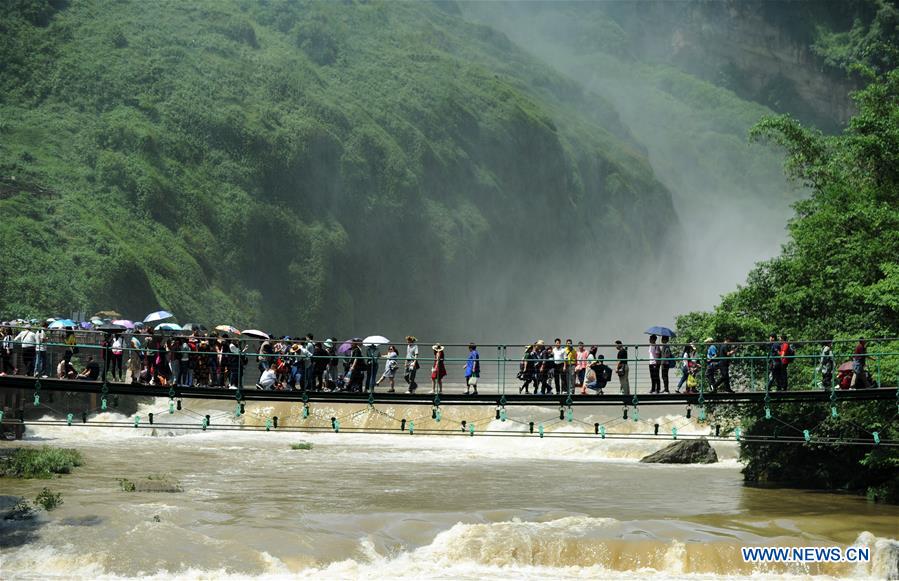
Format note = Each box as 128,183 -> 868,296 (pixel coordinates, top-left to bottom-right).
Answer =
552,338 -> 565,394
15,327 -> 37,376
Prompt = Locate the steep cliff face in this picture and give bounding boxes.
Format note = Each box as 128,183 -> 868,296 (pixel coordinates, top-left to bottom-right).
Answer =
0,0 -> 676,341
600,0 -> 860,131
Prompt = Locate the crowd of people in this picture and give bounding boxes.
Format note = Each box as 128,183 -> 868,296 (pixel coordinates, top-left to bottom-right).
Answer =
0,323 -> 879,394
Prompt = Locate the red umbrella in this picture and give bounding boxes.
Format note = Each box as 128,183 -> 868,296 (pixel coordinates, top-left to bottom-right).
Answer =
838,361 -> 855,372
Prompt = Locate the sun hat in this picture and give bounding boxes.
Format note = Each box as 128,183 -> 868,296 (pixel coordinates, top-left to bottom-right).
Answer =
432,343 -> 444,352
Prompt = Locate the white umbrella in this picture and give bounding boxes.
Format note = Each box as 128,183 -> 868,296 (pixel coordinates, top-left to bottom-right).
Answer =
241,329 -> 269,340
155,323 -> 182,331
215,325 -> 240,335
144,310 -> 174,323
362,335 -> 390,346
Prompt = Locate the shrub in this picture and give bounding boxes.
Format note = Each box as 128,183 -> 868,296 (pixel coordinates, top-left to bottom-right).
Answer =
34,487 -> 62,511
2,447 -> 83,479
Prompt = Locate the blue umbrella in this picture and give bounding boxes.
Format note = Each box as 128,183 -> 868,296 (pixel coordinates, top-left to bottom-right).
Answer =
49,319 -> 76,329
645,326 -> 676,338
155,323 -> 182,331
144,310 -> 174,323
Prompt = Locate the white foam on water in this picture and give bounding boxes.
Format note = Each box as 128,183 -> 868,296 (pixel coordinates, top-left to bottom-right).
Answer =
3,515 -> 896,580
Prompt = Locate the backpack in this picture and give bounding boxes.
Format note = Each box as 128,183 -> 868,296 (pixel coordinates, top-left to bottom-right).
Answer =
663,345 -> 675,368
601,365 -> 613,382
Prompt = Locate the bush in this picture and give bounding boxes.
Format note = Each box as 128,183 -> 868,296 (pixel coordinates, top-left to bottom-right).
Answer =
34,487 -> 62,511
290,442 -> 313,450
1,447 -> 83,479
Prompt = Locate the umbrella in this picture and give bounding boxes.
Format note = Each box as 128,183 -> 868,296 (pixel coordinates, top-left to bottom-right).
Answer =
155,323 -> 182,331
181,323 -> 207,332
215,324 -> 240,334
838,361 -> 855,372
112,319 -> 135,329
49,319 -> 76,329
96,323 -> 127,333
90,317 -> 105,324
79,321 -> 93,329
337,340 -> 353,355
363,335 -> 390,346
645,326 -> 676,338
242,329 -> 269,340
144,310 -> 174,323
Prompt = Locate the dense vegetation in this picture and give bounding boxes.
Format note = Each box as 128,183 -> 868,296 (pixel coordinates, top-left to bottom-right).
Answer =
676,70 -> 899,502
0,0 -> 675,340
1,446 -> 83,478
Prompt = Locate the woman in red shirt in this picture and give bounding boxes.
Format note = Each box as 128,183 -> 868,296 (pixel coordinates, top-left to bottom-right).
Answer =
431,344 -> 446,394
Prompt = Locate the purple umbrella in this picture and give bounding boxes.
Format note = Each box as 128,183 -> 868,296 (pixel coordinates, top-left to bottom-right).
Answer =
337,340 -> 353,355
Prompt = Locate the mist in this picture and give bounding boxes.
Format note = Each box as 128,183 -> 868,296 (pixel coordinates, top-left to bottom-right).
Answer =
457,1 -> 804,345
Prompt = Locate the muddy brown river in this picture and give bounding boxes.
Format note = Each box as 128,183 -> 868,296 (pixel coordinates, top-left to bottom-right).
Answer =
1,398 -> 897,579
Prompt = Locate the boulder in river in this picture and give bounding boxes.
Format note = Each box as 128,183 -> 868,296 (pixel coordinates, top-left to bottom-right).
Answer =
640,437 -> 718,464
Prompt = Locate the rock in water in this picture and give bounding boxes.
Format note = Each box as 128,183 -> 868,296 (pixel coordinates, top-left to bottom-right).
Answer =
640,437 -> 718,464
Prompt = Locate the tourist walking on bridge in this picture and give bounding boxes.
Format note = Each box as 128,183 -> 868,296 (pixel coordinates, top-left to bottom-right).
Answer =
575,342 -> 588,392
713,337 -> 736,393
766,333 -> 780,390
33,324 -> 48,378
365,342 -> 381,393
347,339 -> 365,392
676,343 -> 696,393
775,335 -> 794,390
552,338 -> 565,394
110,334 -> 124,382
464,342 -> 480,396
430,343 -> 446,394
704,338 -> 719,390
564,339 -> 576,394
819,340 -> 834,389
648,334 -> 661,393
852,338 -> 868,389
615,340 -> 629,395
375,344 -> 399,392
519,344 -> 537,394
660,336 -> 673,393
536,340 -> 551,394
404,336 -> 419,394
15,326 -> 37,376
0,326 -> 13,375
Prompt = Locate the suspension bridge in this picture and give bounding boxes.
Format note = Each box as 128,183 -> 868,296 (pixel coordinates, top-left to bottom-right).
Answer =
1,337 -> 897,447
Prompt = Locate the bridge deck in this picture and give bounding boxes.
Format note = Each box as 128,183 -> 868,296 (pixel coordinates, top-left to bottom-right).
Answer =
0,376 -> 894,407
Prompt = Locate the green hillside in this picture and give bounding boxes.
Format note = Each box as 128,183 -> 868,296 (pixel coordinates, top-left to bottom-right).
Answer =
676,70 -> 899,502
0,0 -> 674,339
